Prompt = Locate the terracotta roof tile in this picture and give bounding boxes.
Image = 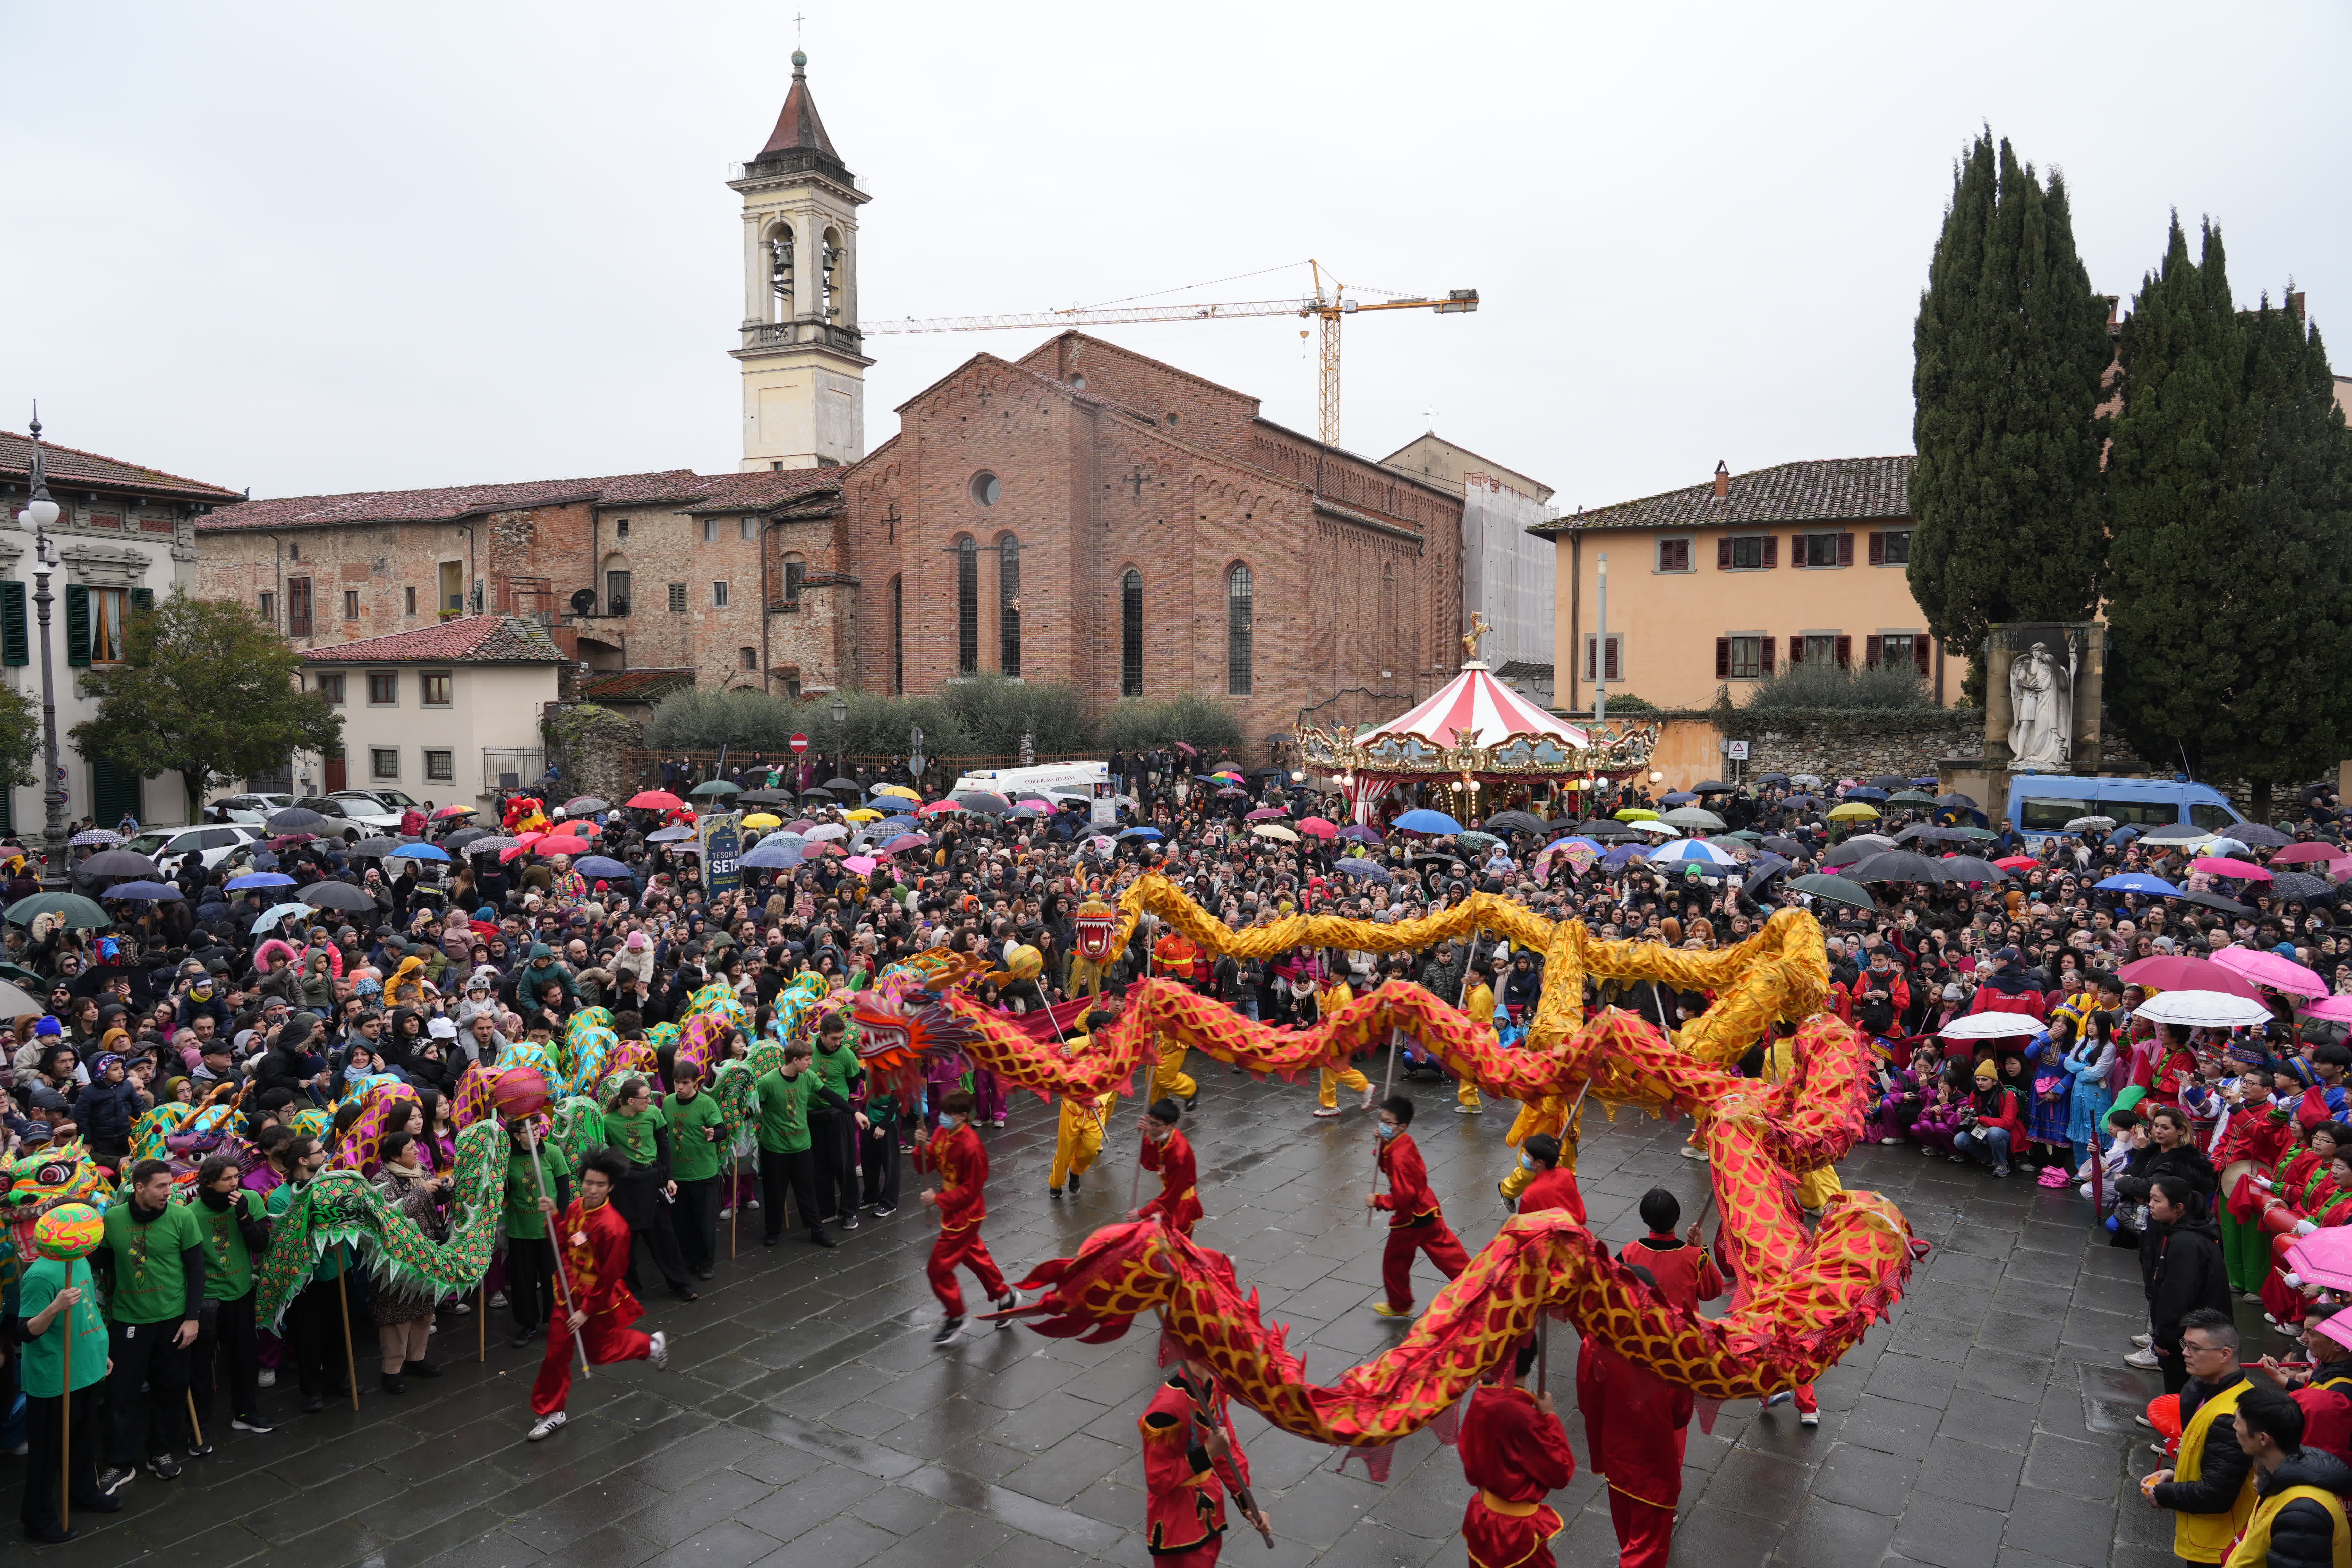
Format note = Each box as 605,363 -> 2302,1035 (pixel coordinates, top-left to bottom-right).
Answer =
0,431 -> 243,504
581,668 -> 696,702
1531,456 -> 1914,536
297,614 -> 566,665
199,469 -> 837,533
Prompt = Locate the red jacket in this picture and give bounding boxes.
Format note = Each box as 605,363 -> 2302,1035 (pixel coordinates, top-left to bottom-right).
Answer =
1623,1234 -> 1725,1317
1140,1128 -> 1204,1236
932,1122 -> 989,1232
1970,1084 -> 2027,1144
1517,1167 -> 1586,1224
1140,1372 -> 1247,1554
1374,1131 -> 1441,1226
1458,1385 -> 1575,1568
555,1195 -> 642,1330
1832,968 -> 1911,1029
1576,1338 -> 1691,1511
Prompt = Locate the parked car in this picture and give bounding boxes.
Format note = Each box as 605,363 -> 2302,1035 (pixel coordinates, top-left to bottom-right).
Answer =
124,824 -> 261,876
2003,775 -> 2244,843
205,792 -> 294,826
331,789 -> 421,829
292,796 -> 394,841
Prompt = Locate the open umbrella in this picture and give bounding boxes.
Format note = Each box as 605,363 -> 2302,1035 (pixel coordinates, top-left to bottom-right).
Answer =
1827,802 -> 1880,822
1393,808 -> 1464,835
873,784 -> 922,802
226,872 -> 295,891
1599,844 -> 1649,872
79,848 -> 159,878
561,796 -> 610,816
1336,825 -> 1381,846
443,827 -> 491,850
1761,835 -> 1807,857
388,843 -> 450,863
1847,851 -> 1946,885
2191,857 -> 2271,882
1822,841 -> 1876,868
1118,826 -> 1163,840
1456,830 -> 1503,851
2270,872 -> 2335,903
1692,780 -> 1734,794
1935,792 -> 1980,811
741,838 -> 804,870
1787,873 -> 1877,912
100,881 -> 182,901
1939,1012 -> 2048,1040
821,778 -> 861,794
2064,815 -> 2117,832
1894,825 -> 1974,846
2136,989 -> 2274,1028
952,793 -> 1013,816
2303,997 -> 2352,1025
1937,856 -> 2008,884
68,828 -> 122,847
1575,819 -> 1640,843
1867,775 -> 1909,792
1742,856 -> 1795,899
627,790 -> 685,811
2144,822 -> 2217,845
1843,787 -> 1890,803
1993,855 -> 2040,871
1483,810 -> 1547,836
462,834 -> 522,854
1754,772 -> 1791,785
1660,791 -> 1698,806
347,837 -> 405,859
918,801 -> 963,817
1616,807 -> 1661,822
843,855 -> 880,876
251,902 -> 313,933
535,836 -> 591,855
2120,954 -> 2267,1001
1297,817 -> 1339,839
2230,823 -> 2293,848
1651,839 -> 1737,866
266,807 -> 329,832
742,813 -> 784,830
843,808 -> 883,823
1252,823 -> 1301,843
738,789 -> 794,806
574,855 -> 635,881
2213,946 -> 2328,998
1335,857 -> 1393,885
1245,806 -> 1288,821
299,881 -> 376,912
690,780 -> 741,798
1887,791 -> 1939,807
803,824 -> 849,842
2274,843 -> 2340,865
1628,820 -> 1682,838
1660,806 -> 1727,832
2096,873 -> 2182,896
2175,889 -> 2257,917
882,833 -> 929,854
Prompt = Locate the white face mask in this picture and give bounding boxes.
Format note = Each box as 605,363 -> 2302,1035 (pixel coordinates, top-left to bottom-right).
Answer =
1376,1122 -> 1399,1141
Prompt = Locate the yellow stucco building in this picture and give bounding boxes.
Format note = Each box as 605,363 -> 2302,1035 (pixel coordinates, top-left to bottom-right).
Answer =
1532,455 -> 1959,714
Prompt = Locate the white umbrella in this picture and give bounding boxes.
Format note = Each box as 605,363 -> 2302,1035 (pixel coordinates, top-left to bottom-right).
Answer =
1650,839 -> 1738,866
2135,989 -> 2275,1029
1628,820 -> 1682,837
2065,815 -> 2117,832
1659,806 -> 1727,832
803,824 -> 849,842
1938,1011 -> 2048,1040
1251,823 -> 1301,843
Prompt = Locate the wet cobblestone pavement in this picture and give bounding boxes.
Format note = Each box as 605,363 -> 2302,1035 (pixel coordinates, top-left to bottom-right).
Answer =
13,1067 -> 2188,1568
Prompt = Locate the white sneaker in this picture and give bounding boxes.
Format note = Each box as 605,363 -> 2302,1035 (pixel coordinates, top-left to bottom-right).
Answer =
489,1292 -> 508,1308
1313,1107 -> 1341,1118
1799,1411 -> 1820,1427
647,1331 -> 669,1371
1454,1104 -> 1483,1115
2132,1333 -> 2152,1348
2124,1349 -> 2161,1369
718,1207 -> 733,1219
745,1199 -> 761,1210
528,1411 -> 568,1442
256,1369 -> 277,1389
1360,1086 -> 1377,1111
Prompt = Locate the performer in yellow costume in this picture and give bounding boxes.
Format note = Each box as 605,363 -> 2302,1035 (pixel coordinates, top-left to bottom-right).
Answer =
1314,969 -> 1371,1116
1051,1012 -> 1118,1197
1762,1026 -> 1843,1212
1457,958 -> 1494,1115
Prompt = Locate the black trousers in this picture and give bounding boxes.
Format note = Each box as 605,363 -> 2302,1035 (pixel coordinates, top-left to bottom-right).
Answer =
19,1384 -> 105,1536
758,1147 -> 823,1239
190,1291 -> 260,1429
103,1320 -> 189,1468
808,1113 -> 857,1223
860,1128 -> 901,1211
615,1168 -> 691,1296
672,1176 -> 720,1275
505,1237 -> 558,1333
288,1273 -> 362,1400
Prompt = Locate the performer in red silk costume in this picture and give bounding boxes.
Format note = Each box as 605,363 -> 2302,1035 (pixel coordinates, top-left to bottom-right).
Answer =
1576,1284 -> 1692,1568
1367,1097 -> 1470,1316
529,1150 -> 665,1439
919,1088 -> 1014,1343
1137,1100 -> 1205,1237
1141,1359 -> 1265,1567
1458,1348 -> 1576,1568
1513,1134 -> 1586,1224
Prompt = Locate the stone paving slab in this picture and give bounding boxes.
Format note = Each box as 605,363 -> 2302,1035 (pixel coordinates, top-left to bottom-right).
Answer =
10,1059 -> 2198,1566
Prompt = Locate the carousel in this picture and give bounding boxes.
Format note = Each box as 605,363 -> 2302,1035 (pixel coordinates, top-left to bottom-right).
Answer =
1293,615 -> 1660,823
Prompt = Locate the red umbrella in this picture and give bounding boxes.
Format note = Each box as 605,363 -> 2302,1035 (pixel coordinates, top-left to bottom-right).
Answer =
920,801 -> 963,816
431,805 -> 475,820
2118,954 -> 2267,1003
2191,856 -> 2271,882
2273,843 -> 2339,865
268,833 -> 317,848
1993,855 -> 2039,871
565,820 -> 602,837
1298,817 -> 1339,839
537,836 -> 590,855
1245,807 -> 1288,822
627,790 -> 684,811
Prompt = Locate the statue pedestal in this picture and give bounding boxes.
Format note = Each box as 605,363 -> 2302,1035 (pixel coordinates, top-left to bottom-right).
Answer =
1983,622 -> 2105,775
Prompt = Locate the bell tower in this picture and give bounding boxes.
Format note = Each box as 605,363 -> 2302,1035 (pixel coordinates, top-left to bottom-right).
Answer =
729,51 -> 871,472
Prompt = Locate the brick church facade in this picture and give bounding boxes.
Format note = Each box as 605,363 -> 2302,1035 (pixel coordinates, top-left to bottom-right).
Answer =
840,332 -> 1465,740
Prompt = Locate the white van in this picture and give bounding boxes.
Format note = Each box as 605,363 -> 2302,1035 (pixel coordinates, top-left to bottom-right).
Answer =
948,762 -> 1111,799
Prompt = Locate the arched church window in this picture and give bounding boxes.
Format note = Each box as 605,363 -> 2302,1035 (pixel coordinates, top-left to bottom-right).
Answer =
770,225 -> 794,316
822,227 -> 843,322
956,536 -> 979,677
1226,563 -> 1252,695
998,535 -> 1021,678
1121,568 -> 1144,697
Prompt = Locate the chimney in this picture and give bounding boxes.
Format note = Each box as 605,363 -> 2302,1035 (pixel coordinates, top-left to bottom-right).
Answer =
2290,291 -> 2308,321
1712,460 -> 1729,499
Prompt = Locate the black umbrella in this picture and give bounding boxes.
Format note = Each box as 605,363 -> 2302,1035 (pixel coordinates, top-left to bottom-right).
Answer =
1937,856 -> 2009,884
1407,851 -> 1468,872
1781,794 -> 1821,810
1262,733 -> 1289,745
739,789 -> 794,806
1936,791 -> 1980,811
2269,871 -> 2335,903
1848,850 -> 1946,884
1742,855 -> 1795,899
1691,780 -> 1733,794
822,778 -> 862,794
1484,810 -> 1547,836
300,881 -> 376,911
443,827 -> 490,850
348,837 -> 407,859
1823,841 -> 1876,868
2174,889 -> 2255,917
1868,775 -> 1909,792
1755,772 -> 1790,785
1574,819 -> 1640,842
1761,835 -> 1807,857
1894,824 -> 1974,846
562,796 -> 612,816
1787,873 -> 1879,912
952,793 -> 1013,816
80,849 -> 160,878
1251,767 -> 1286,778
266,807 -> 329,832
2233,823 -> 2293,848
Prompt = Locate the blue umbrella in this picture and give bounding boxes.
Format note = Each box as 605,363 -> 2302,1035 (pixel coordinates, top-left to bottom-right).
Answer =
742,838 -> 805,870
2096,873 -> 2182,896
1117,826 -> 1162,840
1334,857 -> 1393,885
2111,825 -> 2144,845
226,872 -> 295,891
252,902 -> 312,932
1843,786 -> 1890,802
1601,844 -> 1649,871
386,843 -> 450,862
1393,808 -> 1464,835
101,881 -> 183,901
575,855 -> 635,880
1661,791 -> 1698,805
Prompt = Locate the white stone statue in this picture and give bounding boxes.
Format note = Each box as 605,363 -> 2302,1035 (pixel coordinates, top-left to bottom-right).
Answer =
2005,638 -> 2075,772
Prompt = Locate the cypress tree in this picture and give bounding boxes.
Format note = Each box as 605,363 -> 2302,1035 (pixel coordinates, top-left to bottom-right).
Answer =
1908,133 -> 2113,692
2105,216 -> 2352,819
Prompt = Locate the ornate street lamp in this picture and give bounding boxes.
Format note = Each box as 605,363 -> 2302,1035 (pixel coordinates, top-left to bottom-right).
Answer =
831,693 -> 848,780
21,411 -> 67,888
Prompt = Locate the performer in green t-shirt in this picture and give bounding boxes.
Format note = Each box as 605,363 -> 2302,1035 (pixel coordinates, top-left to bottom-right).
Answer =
755,1041 -> 836,1248
503,1123 -> 573,1348
11,1206 -> 117,1541
188,1154 -> 277,1446
91,1161 -> 206,1489
663,1061 -> 728,1279
605,1077 -> 695,1301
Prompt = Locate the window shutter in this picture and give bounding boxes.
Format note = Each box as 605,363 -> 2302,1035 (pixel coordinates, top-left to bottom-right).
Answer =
1787,635 -> 1801,668
64,584 -> 89,668
1761,637 -> 1774,673
1791,533 -> 1805,566
1868,531 -> 1884,566
1716,536 -> 1731,570
1835,635 -> 1852,669
130,587 -> 154,612
1762,535 -> 1777,568
1583,637 -> 1594,681
1865,635 -> 1882,666
0,581 -> 25,667
1916,635 -> 1932,675
1839,532 -> 1854,566
1606,638 -> 1621,682
1715,638 -> 1731,679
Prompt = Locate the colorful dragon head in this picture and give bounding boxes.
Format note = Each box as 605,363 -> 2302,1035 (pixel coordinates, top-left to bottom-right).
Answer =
849,950 -> 990,1084
562,1011 -> 620,1097
3,1139 -> 113,1264
330,1080 -> 423,1173
502,795 -> 551,837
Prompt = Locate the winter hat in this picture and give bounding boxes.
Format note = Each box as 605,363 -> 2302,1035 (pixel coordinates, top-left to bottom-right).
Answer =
1973,1059 -> 1998,1083
32,1015 -> 61,1038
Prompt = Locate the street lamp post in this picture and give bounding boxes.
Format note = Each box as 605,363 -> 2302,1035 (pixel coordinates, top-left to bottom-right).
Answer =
830,693 -> 847,781
21,413 -> 67,888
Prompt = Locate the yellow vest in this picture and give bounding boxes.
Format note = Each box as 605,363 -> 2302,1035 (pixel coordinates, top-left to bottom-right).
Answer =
2177,1380 -> 2259,1562
2225,1483 -> 2351,1568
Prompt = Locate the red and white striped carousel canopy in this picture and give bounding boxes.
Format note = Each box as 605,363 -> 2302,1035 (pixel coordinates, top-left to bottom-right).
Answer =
1360,666 -> 1589,752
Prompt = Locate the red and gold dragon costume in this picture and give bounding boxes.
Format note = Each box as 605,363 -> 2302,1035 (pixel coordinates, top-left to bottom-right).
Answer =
946,875 -> 1917,1443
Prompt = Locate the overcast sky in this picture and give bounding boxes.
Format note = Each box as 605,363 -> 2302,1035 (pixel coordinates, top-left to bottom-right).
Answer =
7,3 -> 2345,513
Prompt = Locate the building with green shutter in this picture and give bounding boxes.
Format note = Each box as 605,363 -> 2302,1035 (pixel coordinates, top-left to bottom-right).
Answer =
0,429 -> 243,830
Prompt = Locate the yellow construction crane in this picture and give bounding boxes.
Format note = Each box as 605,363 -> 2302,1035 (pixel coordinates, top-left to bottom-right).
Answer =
861,259 -> 1477,449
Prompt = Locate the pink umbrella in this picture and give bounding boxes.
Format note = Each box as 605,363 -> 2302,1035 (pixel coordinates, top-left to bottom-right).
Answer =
517,830 -> 546,846
920,801 -> 963,816
538,836 -> 590,855
883,833 -> 929,853
2287,1228 -> 2352,1292
2191,856 -> 2272,881
1298,817 -> 1339,839
2301,995 -> 2352,1023
786,819 -> 816,833
843,855 -> 879,874
1245,807 -> 1288,822
2273,843 -> 2339,865
2119,954 -> 2268,1002
2214,946 -> 2328,997
2330,858 -> 2352,882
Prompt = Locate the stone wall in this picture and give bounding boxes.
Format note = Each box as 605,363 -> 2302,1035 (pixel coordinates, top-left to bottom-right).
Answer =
544,704 -> 646,807
1649,709 -> 1984,791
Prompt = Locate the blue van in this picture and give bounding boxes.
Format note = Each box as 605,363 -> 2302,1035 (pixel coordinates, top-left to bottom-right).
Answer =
2002,775 -> 2243,842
